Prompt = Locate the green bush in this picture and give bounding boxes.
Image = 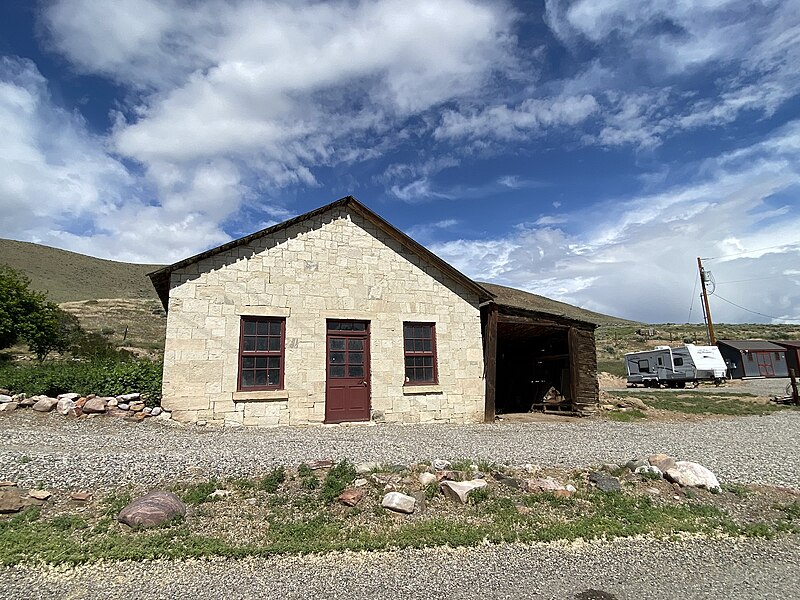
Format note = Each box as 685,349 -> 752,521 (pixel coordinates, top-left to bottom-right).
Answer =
0,358 -> 163,405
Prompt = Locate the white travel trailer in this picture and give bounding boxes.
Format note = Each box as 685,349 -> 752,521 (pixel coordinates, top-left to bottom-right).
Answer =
624,344 -> 728,388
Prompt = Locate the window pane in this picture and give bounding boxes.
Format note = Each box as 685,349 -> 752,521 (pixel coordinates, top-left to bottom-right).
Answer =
414,325 -> 423,338
404,339 -> 412,351
423,357 -> 433,367
339,322 -> 353,330
421,325 -> 431,337
268,370 -> 280,386
330,365 -> 345,378
423,367 -> 433,381
257,321 -> 269,335
268,357 -> 281,369
330,339 -> 345,350
255,370 -> 267,386
269,321 -> 281,335
242,371 -> 254,386
256,357 -> 268,369
353,322 -> 366,331
405,357 -> 414,368
403,324 -> 412,337
328,321 -> 341,330
348,339 -> 363,351
423,340 -> 432,352
256,337 -> 269,351
330,352 -> 345,364
268,337 -> 281,351
244,320 -> 256,335
243,337 -> 256,351
242,357 -> 255,369
348,365 -> 364,378
414,340 -> 424,352
350,352 -> 363,365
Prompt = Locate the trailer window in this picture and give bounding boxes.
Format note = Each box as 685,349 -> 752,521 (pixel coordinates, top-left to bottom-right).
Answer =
775,352 -> 782,360
674,357 -> 684,366
638,359 -> 650,372
657,357 -> 663,366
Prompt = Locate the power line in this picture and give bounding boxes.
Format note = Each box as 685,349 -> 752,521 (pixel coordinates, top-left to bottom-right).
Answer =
702,242 -> 800,261
711,292 -> 799,322
715,274 -> 796,285
687,271 -> 698,323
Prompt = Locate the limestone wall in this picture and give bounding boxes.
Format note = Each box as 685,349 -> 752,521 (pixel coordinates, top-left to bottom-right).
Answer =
161,206 -> 485,426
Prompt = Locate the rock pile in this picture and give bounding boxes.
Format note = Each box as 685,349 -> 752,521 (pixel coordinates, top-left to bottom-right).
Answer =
0,391 -> 168,422
613,453 -> 721,491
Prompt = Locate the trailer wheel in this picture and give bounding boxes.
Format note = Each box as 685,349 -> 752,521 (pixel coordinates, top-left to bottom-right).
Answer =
675,381 -> 686,389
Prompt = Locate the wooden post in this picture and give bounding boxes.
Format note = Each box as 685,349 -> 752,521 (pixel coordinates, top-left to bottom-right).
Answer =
697,257 -> 716,345
568,327 -> 579,409
484,304 -> 498,422
790,369 -> 799,406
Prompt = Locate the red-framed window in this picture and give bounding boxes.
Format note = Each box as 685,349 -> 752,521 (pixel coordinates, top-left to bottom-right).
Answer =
403,322 -> 437,384
238,317 -> 285,390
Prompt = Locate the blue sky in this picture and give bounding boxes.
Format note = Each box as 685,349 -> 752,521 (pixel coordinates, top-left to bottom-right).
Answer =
1,0 -> 799,323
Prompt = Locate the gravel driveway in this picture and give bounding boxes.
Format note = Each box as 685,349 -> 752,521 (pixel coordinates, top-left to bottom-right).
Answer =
2,409 -> 799,489
2,535 -> 799,600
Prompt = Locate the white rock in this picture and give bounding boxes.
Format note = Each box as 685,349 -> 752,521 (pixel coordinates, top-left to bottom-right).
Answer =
117,393 -> 140,402
56,397 -> 76,416
355,461 -> 378,474
565,484 -> 577,493
418,472 -> 437,486
57,393 -> 80,401
665,461 -> 720,491
381,492 -> 416,514
150,407 -> 163,417
11,393 -> 26,402
224,419 -> 242,428
209,489 -> 231,499
353,478 -> 368,487
106,398 -> 118,407
0,394 -> 12,403
0,402 -> 17,412
439,479 -> 488,504
118,403 -> 130,411
432,459 -> 451,471
82,397 -> 108,414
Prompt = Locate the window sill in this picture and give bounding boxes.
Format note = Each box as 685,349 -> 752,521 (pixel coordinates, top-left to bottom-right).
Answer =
233,390 -> 289,402
402,384 -> 443,395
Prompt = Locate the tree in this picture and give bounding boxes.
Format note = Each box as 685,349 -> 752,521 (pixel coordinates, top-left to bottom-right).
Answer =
0,266 -> 47,350
0,265 -> 84,360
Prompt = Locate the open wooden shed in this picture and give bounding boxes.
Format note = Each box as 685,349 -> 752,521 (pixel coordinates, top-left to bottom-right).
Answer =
479,283 -> 599,418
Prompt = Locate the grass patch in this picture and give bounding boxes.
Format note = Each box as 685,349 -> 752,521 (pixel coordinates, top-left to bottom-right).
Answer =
177,480 -> 219,505
259,467 -> 286,494
610,390 -> 791,417
608,409 -> 647,422
319,460 -> 356,504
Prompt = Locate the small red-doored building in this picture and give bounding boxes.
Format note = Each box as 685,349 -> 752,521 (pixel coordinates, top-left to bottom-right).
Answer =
149,196 -> 599,426
716,340 -> 789,378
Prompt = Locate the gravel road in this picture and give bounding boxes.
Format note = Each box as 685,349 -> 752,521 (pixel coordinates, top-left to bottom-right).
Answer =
2,535 -> 798,599
2,409 -> 799,489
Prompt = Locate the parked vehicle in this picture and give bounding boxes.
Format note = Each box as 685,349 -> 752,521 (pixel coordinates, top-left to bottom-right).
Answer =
624,344 -> 728,388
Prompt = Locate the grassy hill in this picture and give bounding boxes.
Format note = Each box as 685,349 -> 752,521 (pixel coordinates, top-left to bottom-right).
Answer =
0,238 -> 162,303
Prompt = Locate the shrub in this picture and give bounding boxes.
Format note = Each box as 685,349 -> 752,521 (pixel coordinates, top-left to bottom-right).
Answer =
320,460 -> 357,504
0,358 -> 163,405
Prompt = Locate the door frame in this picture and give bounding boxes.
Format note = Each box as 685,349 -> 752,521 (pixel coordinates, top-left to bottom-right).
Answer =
324,320 -> 371,423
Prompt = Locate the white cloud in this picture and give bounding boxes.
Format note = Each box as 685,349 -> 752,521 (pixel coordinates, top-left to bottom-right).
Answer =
430,122 -> 800,323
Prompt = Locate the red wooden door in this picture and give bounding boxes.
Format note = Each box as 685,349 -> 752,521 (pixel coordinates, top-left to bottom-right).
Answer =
325,320 -> 370,423
756,352 -> 775,377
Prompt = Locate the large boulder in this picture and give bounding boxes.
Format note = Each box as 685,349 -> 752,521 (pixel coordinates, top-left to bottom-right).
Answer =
82,397 -> 108,414
32,397 -> 58,412
0,394 -> 12,404
381,492 -> 416,514
0,402 -> 18,413
0,488 -> 27,513
524,476 -> 565,493
588,472 -> 622,493
440,479 -> 488,504
117,491 -> 186,529
665,461 -> 720,491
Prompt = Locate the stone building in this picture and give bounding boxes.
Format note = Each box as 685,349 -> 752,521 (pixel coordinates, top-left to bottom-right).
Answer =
149,196 -> 598,426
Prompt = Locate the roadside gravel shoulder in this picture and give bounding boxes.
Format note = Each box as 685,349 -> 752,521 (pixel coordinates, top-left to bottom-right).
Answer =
2,535 -> 799,600
1,409 -> 799,489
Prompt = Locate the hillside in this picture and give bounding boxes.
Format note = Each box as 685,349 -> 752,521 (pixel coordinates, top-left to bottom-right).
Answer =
0,239 -> 162,303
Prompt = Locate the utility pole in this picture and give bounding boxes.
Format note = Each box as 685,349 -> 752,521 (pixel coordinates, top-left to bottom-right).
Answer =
697,257 -> 716,345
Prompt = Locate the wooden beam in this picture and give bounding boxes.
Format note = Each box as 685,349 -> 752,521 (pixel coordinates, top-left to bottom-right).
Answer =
568,327 -> 579,405
484,304 -> 498,422
497,313 -> 568,328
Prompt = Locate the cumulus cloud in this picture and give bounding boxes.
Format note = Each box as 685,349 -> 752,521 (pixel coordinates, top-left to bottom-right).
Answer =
430,123 -> 800,323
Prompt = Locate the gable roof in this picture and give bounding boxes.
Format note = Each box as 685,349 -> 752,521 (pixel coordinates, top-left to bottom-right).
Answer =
479,282 -> 628,327
717,339 -> 787,351
148,196 -> 494,310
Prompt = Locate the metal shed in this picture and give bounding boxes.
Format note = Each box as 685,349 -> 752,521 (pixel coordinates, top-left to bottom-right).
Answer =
716,340 -> 789,378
